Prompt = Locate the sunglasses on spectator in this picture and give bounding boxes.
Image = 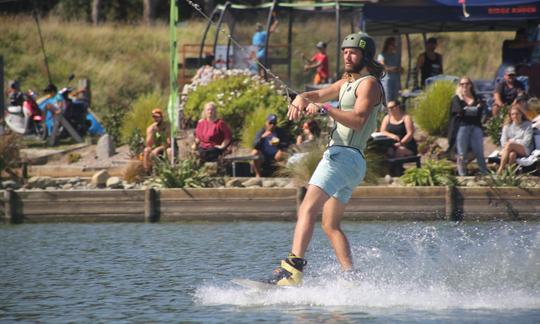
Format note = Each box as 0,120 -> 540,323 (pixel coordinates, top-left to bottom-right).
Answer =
459,82 -> 471,86
387,105 -> 398,109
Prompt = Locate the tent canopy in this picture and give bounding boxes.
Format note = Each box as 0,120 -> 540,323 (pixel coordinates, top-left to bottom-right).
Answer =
361,0 -> 540,35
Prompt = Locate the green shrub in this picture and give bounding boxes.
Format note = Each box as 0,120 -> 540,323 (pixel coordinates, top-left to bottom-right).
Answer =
183,71 -> 289,140
127,128 -> 145,158
486,165 -> 528,187
151,157 -> 210,188
121,91 -> 167,144
240,105 -> 277,150
400,159 -> 457,186
102,108 -> 125,146
411,81 -> 455,136
485,105 -> 508,146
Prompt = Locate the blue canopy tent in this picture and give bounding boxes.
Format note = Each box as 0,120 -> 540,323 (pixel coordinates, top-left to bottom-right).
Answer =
360,0 -> 540,35
359,0 -> 540,93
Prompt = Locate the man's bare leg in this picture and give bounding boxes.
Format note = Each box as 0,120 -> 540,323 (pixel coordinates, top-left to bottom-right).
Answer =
291,185 -> 329,258
321,197 -> 352,270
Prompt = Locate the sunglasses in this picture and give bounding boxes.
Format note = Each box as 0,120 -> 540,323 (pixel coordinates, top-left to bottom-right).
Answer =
387,105 -> 398,109
459,82 -> 471,86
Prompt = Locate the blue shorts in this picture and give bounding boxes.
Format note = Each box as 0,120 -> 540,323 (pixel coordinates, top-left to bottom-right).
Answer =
309,146 -> 366,204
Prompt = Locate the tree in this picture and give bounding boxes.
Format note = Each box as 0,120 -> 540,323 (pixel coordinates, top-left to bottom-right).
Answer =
143,0 -> 158,25
92,0 -> 102,25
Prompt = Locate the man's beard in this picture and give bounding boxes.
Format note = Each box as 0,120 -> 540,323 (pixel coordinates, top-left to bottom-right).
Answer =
345,60 -> 365,73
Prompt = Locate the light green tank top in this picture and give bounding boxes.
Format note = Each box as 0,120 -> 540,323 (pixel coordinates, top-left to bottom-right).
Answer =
329,76 -> 383,154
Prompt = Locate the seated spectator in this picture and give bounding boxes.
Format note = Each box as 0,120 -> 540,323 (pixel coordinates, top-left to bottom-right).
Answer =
377,37 -> 402,102
194,102 -> 232,162
296,119 -> 320,148
252,114 -> 289,177
451,77 -> 489,176
492,66 -> 526,116
143,108 -> 171,174
497,105 -> 534,174
7,80 -> 24,107
302,41 -> 329,85
380,100 -> 417,158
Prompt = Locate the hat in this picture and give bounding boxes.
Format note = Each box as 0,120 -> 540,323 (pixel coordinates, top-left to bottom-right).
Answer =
9,80 -> 20,89
266,114 -> 277,123
43,83 -> 58,94
316,41 -> 327,49
152,108 -> 163,116
505,66 -> 517,75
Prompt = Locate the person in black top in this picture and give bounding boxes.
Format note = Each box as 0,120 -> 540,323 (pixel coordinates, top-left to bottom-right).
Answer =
492,66 -> 526,116
451,77 -> 489,176
380,100 -> 417,158
416,37 -> 443,89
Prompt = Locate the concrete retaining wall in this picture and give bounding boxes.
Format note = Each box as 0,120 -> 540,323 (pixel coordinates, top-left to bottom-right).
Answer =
1,187 -> 539,223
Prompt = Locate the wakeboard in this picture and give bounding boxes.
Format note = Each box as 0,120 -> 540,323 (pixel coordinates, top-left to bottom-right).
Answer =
231,278 -> 285,290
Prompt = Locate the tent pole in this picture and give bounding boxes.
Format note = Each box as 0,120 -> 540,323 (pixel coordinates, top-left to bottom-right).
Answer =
213,2 -> 230,60
287,7 -> 294,83
405,33 -> 412,89
199,7 -> 219,64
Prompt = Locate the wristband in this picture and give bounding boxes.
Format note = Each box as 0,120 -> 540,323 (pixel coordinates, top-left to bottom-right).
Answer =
320,103 -> 333,113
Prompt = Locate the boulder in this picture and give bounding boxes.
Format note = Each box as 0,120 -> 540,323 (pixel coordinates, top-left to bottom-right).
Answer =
225,178 -> 243,187
27,176 -> 56,189
96,134 -> 115,160
106,176 -> 123,189
242,178 -> 262,187
91,170 -> 110,188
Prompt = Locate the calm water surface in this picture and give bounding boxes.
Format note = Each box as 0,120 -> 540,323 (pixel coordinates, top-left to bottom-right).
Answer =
1,221 -> 539,323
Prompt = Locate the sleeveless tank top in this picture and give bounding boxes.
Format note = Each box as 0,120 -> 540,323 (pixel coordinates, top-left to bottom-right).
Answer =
329,76 -> 383,154
385,119 -> 418,154
420,52 -> 442,86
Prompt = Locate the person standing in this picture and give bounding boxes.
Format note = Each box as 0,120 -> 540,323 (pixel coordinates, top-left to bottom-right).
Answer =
194,102 -> 232,162
377,37 -> 402,102
251,16 -> 279,77
266,32 -> 385,286
303,41 -> 330,85
416,37 -> 443,88
451,77 -> 489,176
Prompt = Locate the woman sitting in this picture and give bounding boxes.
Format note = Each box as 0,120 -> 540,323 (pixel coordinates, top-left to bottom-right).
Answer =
194,102 -> 232,162
296,119 -> 320,148
497,105 -> 534,174
451,77 -> 489,176
380,100 -> 417,158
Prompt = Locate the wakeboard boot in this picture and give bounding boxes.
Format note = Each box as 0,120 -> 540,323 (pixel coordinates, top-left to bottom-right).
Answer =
267,253 -> 307,286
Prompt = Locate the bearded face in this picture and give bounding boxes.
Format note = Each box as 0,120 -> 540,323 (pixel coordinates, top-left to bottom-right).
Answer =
343,48 -> 364,74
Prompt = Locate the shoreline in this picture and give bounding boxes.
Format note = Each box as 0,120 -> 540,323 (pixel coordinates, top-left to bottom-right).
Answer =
2,186 -> 539,224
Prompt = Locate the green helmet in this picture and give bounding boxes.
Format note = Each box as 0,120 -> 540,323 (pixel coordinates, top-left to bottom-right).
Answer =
341,32 -> 376,61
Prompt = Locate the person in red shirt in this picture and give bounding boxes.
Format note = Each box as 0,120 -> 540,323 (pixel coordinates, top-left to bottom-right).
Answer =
303,41 -> 330,85
194,102 -> 232,162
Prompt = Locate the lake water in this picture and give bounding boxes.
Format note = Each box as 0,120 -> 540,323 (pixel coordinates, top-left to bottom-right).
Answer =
1,221 -> 539,323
